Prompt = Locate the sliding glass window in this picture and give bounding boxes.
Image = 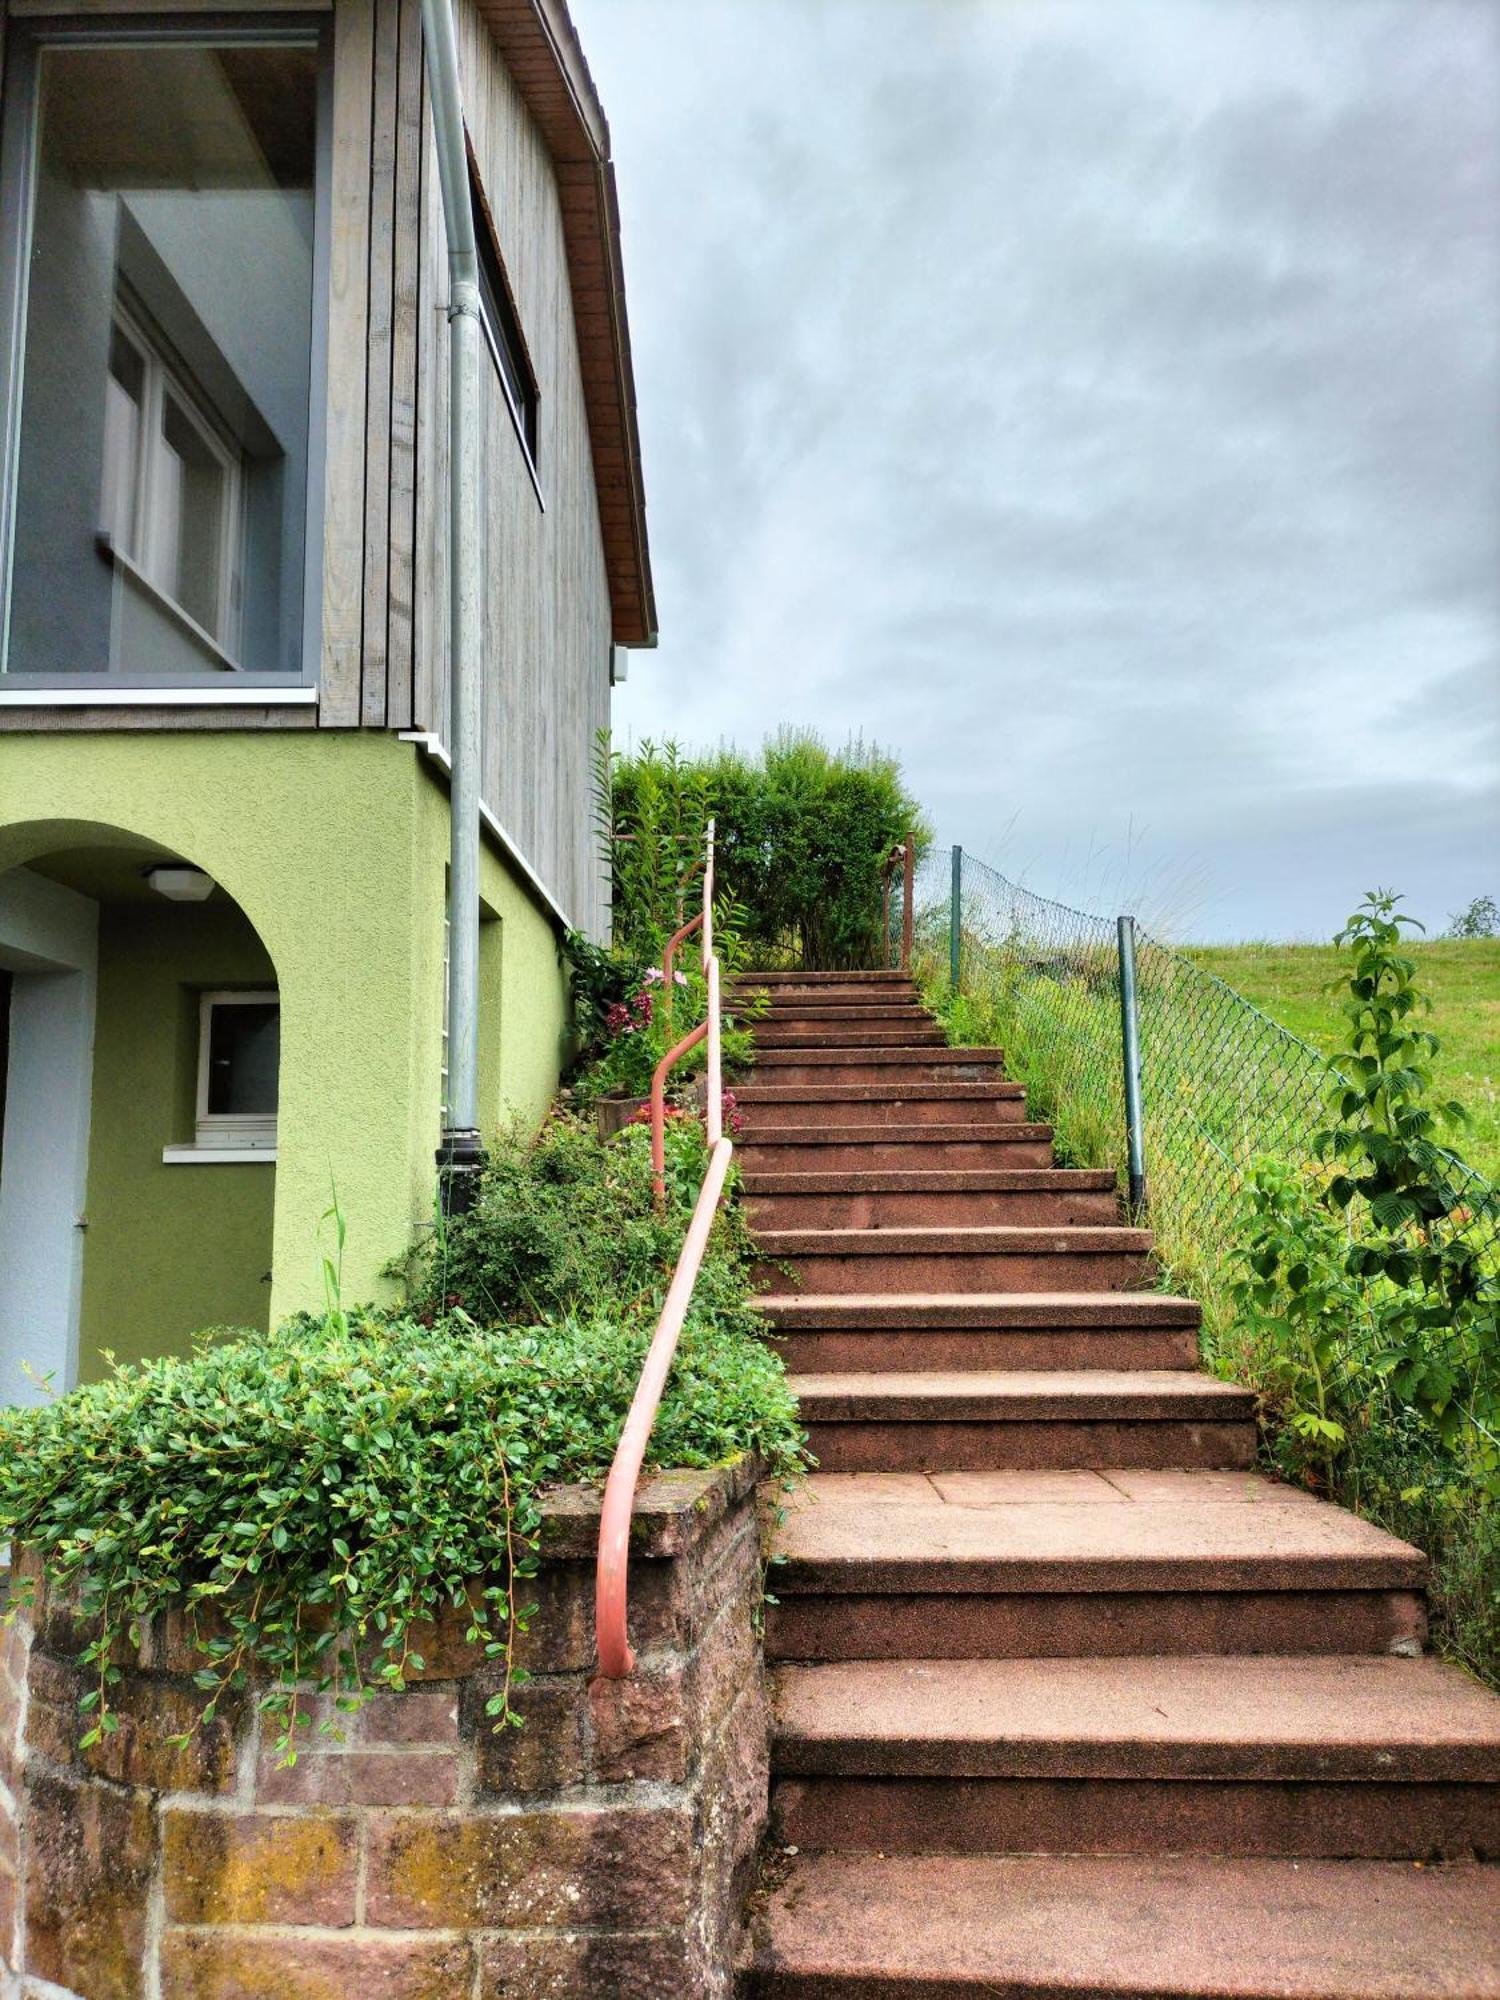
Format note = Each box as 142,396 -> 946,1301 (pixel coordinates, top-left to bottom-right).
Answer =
0,26 -> 328,686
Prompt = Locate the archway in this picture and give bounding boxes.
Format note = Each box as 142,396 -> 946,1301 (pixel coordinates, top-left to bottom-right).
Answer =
0,825 -> 281,1399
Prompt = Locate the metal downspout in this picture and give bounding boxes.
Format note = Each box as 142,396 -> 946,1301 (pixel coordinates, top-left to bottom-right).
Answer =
422,0 -> 486,1211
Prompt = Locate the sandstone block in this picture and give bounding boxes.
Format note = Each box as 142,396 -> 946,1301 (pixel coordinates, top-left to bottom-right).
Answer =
162,1808 -> 357,1926
366,1804 -> 693,1930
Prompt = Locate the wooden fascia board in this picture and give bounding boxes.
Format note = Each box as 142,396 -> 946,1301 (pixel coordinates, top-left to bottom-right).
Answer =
473,0 -> 656,643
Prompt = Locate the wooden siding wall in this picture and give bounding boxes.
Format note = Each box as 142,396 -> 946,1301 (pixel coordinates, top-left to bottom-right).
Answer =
412,0 -> 613,939
0,0 -> 614,943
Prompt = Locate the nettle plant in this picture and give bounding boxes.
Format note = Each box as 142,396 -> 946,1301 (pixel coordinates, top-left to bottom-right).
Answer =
1232,892 -> 1500,1488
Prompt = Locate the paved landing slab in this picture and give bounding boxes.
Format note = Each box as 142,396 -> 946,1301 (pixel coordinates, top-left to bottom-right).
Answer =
769,1470 -> 1427,1591
742,1853 -> 1500,1998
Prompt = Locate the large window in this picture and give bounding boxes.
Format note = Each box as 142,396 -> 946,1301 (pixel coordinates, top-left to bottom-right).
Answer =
0,30 -> 326,686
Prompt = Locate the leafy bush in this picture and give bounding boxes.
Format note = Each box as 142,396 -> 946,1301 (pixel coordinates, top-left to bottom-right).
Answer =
1446,893 -> 1498,940
0,1311 -> 802,1761
563,960 -> 758,1112
1,1114 -> 804,1756
563,929 -> 653,1064
403,1112 -> 763,1329
604,728 -> 928,968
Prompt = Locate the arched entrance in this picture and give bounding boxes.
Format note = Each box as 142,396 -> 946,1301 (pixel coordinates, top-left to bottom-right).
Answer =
0,826 -> 279,1399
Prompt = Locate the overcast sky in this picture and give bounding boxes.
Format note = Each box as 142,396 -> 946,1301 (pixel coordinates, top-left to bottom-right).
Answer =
572,0 -> 1499,941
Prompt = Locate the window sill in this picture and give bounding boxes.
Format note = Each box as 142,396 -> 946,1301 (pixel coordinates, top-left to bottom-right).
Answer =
162,1144 -> 277,1165
0,686 -> 317,706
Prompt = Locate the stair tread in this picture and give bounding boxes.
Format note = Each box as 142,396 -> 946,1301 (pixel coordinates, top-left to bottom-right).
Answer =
757,1291 -> 1201,1324
744,1169 -> 1114,1191
769,1470 -> 1426,1590
754,1054 -> 992,1067
771,1655 -> 1500,1779
742,1852 -> 1500,1997
738,1081 -> 1024,1100
787,1369 -> 1252,1419
738,1122 -> 1053,1144
757,1225 -> 1153,1251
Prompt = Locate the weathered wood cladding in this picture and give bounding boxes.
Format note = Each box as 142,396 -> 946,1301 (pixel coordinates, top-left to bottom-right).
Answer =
412,0 -> 613,937
0,0 -> 613,935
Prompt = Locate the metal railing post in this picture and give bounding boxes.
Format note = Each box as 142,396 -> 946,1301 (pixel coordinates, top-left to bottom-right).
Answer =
1117,914 -> 1147,1214
882,869 -> 893,969
949,844 -> 963,990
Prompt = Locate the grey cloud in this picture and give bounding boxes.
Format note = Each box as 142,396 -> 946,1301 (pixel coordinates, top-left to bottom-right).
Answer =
573,0 -> 1499,938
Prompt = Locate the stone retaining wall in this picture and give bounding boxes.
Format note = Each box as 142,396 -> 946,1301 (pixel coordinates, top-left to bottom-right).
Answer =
0,1461 -> 767,1999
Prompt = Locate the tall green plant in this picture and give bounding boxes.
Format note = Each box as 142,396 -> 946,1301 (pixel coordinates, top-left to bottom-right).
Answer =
1315,892 -> 1500,1459
605,729 -> 927,968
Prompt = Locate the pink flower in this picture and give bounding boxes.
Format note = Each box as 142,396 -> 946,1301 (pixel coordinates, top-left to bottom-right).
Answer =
673,970 -> 689,986
642,967 -> 664,985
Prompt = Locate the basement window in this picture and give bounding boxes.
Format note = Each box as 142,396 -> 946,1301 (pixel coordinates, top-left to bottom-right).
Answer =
163,991 -> 279,1161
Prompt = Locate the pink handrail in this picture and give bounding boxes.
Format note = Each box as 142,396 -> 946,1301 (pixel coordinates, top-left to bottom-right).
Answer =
659,908 -> 703,1038
596,820 -> 731,1679
649,1020 -> 707,1208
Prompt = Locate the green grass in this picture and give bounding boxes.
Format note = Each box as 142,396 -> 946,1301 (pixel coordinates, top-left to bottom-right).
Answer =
1183,939 -> 1500,1182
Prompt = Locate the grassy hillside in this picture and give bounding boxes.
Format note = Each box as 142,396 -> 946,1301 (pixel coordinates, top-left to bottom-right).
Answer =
1183,938 -> 1500,1182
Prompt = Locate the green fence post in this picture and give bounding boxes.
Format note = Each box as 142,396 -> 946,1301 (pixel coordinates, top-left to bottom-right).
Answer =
949,844 -> 963,990
1117,914 -> 1147,1214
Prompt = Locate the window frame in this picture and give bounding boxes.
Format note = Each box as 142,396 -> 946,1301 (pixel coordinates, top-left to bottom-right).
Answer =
190,988 -> 279,1153
0,14 -> 333,696
101,291 -> 247,668
468,161 -> 543,502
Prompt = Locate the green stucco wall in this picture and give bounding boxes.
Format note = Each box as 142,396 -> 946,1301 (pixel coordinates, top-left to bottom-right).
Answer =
0,731 -> 570,1374
78,901 -> 277,1372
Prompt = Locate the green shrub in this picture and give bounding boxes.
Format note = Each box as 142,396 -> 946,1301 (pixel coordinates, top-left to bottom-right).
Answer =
404,1112 -> 764,1329
605,728 -> 928,968
0,1311 -> 802,1760
562,960 -> 759,1112
0,1114 -> 804,1757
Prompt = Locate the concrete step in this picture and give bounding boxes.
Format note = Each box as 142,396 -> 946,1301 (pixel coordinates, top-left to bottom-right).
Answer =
752,1048 -> 1004,1089
752,1022 -> 947,1047
738,1852 -> 1500,1997
789,1369 -> 1255,1471
752,1225 -> 1154,1294
770,1654 -> 1500,1859
743,1169 -> 1119,1229
739,970 -> 915,985
736,1083 -> 1030,1129
738,981 -> 920,1007
753,1006 -> 931,1027
765,1471 -> 1428,1662
737,1124 -> 1057,1171
757,1292 -> 1203,1373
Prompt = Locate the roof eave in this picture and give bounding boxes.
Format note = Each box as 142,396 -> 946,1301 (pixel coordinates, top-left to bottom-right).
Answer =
474,0 -> 657,645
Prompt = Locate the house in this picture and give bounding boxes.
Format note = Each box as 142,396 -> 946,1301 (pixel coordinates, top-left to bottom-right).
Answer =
0,0 -> 655,1400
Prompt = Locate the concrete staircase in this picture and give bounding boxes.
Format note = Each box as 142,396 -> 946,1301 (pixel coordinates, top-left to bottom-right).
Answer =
733,970 -> 1500,1999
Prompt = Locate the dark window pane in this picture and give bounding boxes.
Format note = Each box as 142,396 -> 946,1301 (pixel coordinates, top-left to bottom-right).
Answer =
470,178 -> 538,461
206,1001 -> 279,1116
5,41 -> 317,679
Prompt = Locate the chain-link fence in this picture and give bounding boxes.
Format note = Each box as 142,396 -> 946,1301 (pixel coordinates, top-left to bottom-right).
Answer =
903,845 -> 1500,1291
